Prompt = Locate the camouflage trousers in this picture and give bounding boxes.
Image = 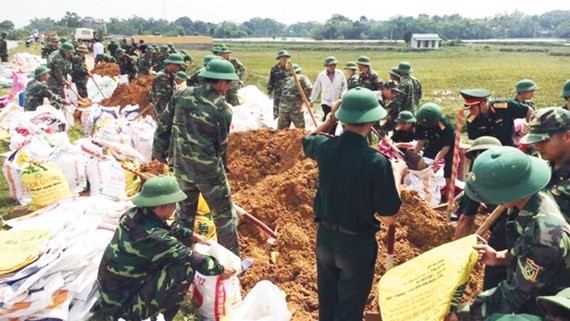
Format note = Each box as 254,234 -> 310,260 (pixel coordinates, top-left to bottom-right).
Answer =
273,97 -> 281,119
176,177 -> 239,255
278,110 -> 305,130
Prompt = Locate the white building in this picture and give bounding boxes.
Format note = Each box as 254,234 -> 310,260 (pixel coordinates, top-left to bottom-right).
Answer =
411,34 -> 443,49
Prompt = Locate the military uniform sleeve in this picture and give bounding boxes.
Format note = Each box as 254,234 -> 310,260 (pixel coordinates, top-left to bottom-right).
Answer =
508,100 -> 531,119
302,134 -> 329,160
267,67 -> 275,94
372,156 -> 402,216
152,95 -> 175,162
303,76 -> 313,98
237,61 -> 246,80
440,122 -> 455,147
310,74 -> 321,102
38,82 -> 65,109
461,195 -> 481,216
466,119 -> 479,140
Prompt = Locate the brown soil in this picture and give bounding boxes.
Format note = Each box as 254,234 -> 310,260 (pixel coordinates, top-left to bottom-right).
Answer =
229,129 -> 484,321
100,75 -> 153,110
91,62 -> 121,77
139,160 -> 169,176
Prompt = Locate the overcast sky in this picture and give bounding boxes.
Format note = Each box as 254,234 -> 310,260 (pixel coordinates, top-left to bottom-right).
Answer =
2,0 -> 568,27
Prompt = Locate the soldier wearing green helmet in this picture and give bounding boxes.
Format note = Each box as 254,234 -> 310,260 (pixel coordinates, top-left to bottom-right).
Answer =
70,44 -> 90,98
388,66 -> 402,82
148,53 -> 185,116
153,59 -> 241,255
390,110 -> 416,145
303,87 -> 406,321
24,66 -> 66,111
461,146 -> 570,320
380,79 -> 404,132
537,287 -> 570,321
268,49 -> 292,118
356,56 -> 384,91
107,39 -> 119,57
389,62 -> 416,118
514,79 -> 539,108
0,31 -> 7,62
219,45 -> 246,106
41,37 -> 59,62
152,45 -> 171,72
344,61 -> 359,90
97,176 -> 236,321
116,48 -> 138,81
47,42 -> 74,96
174,71 -> 187,90
187,55 -> 221,87
278,63 -> 313,129
561,80 -> 570,111
137,46 -> 155,76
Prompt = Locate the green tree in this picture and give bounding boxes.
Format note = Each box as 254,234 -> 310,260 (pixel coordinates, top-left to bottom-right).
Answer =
59,11 -> 81,28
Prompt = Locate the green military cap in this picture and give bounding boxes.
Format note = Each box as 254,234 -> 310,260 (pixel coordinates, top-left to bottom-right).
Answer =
34,66 -> 51,79
520,107 -> 570,145
486,314 -> 544,321
212,45 -> 221,54
465,146 -> 550,204
356,56 -> 371,66
561,79 -> 570,98
384,80 -> 402,93
465,136 -> 502,159
110,40 -> 117,44
203,55 -> 221,67
389,67 -> 402,80
220,46 -> 232,53
164,53 -> 185,65
168,43 -> 174,48
133,175 -> 187,207
276,49 -> 290,59
199,59 -> 239,81
175,71 -> 188,80
324,56 -> 338,66
159,45 -> 169,52
398,61 -> 412,74
48,37 -> 58,42
76,45 -> 89,53
515,79 -> 539,93
416,103 -> 443,128
537,287 -> 570,316
460,88 -> 492,100
59,37 -> 68,43
115,48 -> 125,55
344,61 -> 358,70
292,63 -> 302,73
151,44 -> 158,48
146,47 -> 155,53
395,110 -> 416,124
335,87 -> 386,124
60,42 -> 75,53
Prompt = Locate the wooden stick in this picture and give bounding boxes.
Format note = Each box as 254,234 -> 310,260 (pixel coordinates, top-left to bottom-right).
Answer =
446,108 -> 466,219
234,203 -> 278,239
90,75 -> 107,99
386,225 -> 396,270
475,205 -> 506,236
286,61 -> 318,127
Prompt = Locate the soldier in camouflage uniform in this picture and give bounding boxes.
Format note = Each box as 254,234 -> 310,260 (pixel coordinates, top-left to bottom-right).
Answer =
148,53 -> 184,116
379,80 -> 402,132
152,59 -> 240,255
389,61 -> 416,115
107,40 -> 118,57
137,47 -> 155,76
94,53 -> 117,65
514,79 -> 539,108
219,45 -> 246,106
521,107 -> 570,222
97,176 -> 235,321
71,44 -> 90,98
356,56 -> 383,91
115,48 -> 137,81
460,146 -> 570,320
153,45 -> 170,72
407,62 -> 422,107
41,37 -> 59,62
187,55 -> 220,87
167,43 -> 177,54
388,67 -> 402,82
344,61 -> 359,90
0,32 -> 8,63
47,42 -> 74,97
24,66 -> 65,111
268,50 -> 292,118
278,64 -> 312,130
562,80 -> 570,111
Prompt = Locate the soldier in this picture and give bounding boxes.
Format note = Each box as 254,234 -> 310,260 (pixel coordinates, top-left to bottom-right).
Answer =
97,176 -> 235,321
174,71 -> 187,90
381,80 -> 403,132
120,38 -> 133,55
356,56 -> 383,91
116,48 -> 138,81
414,103 -> 456,190
211,44 -> 221,56
153,45 -> 170,72
278,63 -> 312,130
514,79 -> 539,108
389,62 -> 416,118
94,53 -> 117,65
536,288 -> 570,321
137,46 -> 155,76
390,110 -> 416,145
460,146 -> 570,319
0,32 -> 8,63
107,40 -> 118,57
152,59 -> 240,255
167,43 -> 177,54
41,37 -> 59,62
344,61 -> 359,90
47,42 -> 74,96
561,80 -> 570,110
148,53 -> 185,116
388,67 -> 402,82
179,50 -> 193,71
310,56 -> 347,134
303,87 -> 406,321
71,44 -> 90,98
409,64 -> 422,107
219,45 -> 246,106
24,66 -> 65,111
460,88 -> 532,146
520,107 -> 570,221
187,55 -> 220,87
267,50 -> 292,119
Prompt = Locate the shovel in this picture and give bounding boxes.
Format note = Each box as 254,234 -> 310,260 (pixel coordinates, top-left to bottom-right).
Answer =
233,203 -> 278,241
386,224 -> 396,270
67,85 -> 93,108
89,74 -> 107,99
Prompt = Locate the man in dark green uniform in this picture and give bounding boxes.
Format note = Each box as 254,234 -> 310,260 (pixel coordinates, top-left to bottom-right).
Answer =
344,61 -> 359,90
461,146 -> 570,319
460,88 -> 532,146
187,55 -> 220,87
97,176 -> 235,321
115,48 -> 137,81
520,107 -> 570,222
107,40 -> 118,57
24,66 -> 66,111
137,46 -> 155,76
71,44 -> 90,98
268,50 -> 291,119
514,79 -> 539,108
561,80 -> 570,111
47,42 -> 74,96
95,53 -> 116,65
41,37 -> 59,62
303,87 -> 406,321
536,288 -> 570,321
356,56 -> 383,91
148,53 -> 184,116
390,110 -> 416,145
390,61 -> 416,115
388,67 -> 401,83
380,80 -> 403,131
219,45 -> 246,106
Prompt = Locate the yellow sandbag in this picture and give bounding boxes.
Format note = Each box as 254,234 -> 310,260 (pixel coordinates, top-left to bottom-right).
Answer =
198,193 -> 210,215
122,161 -> 142,197
21,162 -> 72,210
379,235 -> 478,321
0,229 -> 51,276
194,214 -> 217,242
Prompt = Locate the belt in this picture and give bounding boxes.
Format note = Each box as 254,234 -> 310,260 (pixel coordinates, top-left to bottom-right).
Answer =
319,221 -> 361,236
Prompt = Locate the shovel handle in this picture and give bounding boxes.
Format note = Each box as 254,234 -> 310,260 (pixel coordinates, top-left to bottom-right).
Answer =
475,205 -> 507,236
234,204 -> 278,239
286,61 -> 318,127
386,224 -> 396,270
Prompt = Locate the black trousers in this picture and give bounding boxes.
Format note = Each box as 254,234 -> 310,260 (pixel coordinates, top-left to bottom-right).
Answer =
321,104 -> 338,135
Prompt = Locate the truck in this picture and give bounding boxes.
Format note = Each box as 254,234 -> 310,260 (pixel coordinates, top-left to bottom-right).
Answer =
74,28 -> 95,41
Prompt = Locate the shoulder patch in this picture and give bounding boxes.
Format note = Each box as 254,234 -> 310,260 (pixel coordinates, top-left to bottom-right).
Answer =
521,258 -> 541,282
493,102 -> 508,109
438,121 -> 446,130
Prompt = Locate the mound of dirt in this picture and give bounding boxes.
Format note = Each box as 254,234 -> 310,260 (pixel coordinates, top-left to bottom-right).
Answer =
100,75 -> 153,110
229,129 -> 483,321
91,62 -> 120,77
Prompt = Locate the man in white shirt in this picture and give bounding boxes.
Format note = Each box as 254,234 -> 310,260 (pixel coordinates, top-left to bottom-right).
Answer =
310,56 -> 347,134
92,39 -> 104,58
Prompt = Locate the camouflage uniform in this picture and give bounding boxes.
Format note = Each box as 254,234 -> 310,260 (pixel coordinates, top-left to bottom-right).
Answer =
95,54 -> 116,65
225,57 -> 246,106
347,73 -> 359,90
546,161 -> 570,221
41,44 -> 57,62
148,70 -> 176,116
358,69 -> 383,91
23,79 -> 65,111
411,76 -> 422,107
153,53 -> 169,72
187,67 -> 205,87
470,192 -> 570,319
278,75 -> 312,129
267,64 -> 291,118
0,36 -> 7,63
118,55 -> 137,81
138,53 -> 154,75
152,86 -> 239,255
390,76 -> 415,115
107,42 -> 118,57
47,50 -> 72,96
71,54 -> 89,98
97,207 -> 224,320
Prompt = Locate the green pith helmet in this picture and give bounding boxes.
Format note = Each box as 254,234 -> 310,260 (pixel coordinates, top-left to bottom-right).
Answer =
398,61 -> 412,74
133,175 -> 187,207
276,49 -> 290,59
465,136 -> 502,159
146,47 -> 155,53
168,43 -> 174,48
324,56 -> 338,66
199,59 -> 239,81
344,61 -> 358,70
416,103 -> 443,128
164,53 -> 185,65
389,67 -> 402,79
561,80 -> 570,98
395,110 -> 416,124
60,42 -> 75,53
335,87 -> 387,124
485,314 -> 544,321
115,48 -> 125,55
384,80 -> 402,93
160,45 -> 169,52
465,146 -> 550,204
76,45 -> 88,53
203,55 -> 221,67
59,37 -> 68,43
34,66 -> 51,79
537,288 -> 570,316
520,107 -> 570,145
356,56 -> 371,66
515,79 -> 539,93
292,63 -> 302,73
175,71 -> 187,80
220,46 -> 232,53
212,45 -> 221,54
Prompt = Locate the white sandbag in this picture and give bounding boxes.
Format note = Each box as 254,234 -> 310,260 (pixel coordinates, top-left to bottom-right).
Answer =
403,166 -> 446,207
121,104 -> 141,120
87,75 -> 117,103
130,116 -> 156,162
85,151 -> 127,200
47,144 -> 88,195
0,103 -> 26,130
2,150 -> 31,205
192,242 -> 243,321
232,280 -> 292,321
93,138 -> 145,163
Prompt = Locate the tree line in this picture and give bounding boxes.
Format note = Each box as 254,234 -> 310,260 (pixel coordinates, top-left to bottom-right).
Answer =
1,10 -> 569,41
